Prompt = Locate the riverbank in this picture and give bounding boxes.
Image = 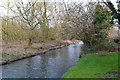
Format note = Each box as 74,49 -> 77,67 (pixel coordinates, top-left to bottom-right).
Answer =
0,40 -> 79,65
62,52 -> 119,78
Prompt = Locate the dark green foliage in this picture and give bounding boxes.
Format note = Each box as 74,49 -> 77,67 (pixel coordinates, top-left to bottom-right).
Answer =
104,0 -> 120,25
82,5 -> 113,54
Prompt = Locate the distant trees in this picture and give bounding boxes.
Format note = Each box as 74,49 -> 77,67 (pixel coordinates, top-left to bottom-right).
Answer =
2,0 -> 62,45
59,2 -> 96,40
2,18 -> 29,41
5,0 -> 53,45
14,0 -> 44,45
1,0 -> 11,44
59,2 -> 113,53
1,0 -> 115,53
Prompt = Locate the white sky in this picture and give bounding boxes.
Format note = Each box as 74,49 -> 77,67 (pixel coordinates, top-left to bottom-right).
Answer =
0,0 -> 118,17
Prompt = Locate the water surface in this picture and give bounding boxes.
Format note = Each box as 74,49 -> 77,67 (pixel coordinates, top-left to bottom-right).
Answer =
1,42 -> 83,78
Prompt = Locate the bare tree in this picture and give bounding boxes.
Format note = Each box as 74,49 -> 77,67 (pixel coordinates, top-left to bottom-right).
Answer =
60,1 -> 97,40
1,0 -> 11,44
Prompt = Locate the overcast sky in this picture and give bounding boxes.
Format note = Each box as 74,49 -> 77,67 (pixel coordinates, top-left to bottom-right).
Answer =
0,0 -> 118,17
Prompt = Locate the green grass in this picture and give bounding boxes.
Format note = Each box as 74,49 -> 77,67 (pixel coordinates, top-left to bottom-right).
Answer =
63,52 -> 119,78
0,53 -> 10,59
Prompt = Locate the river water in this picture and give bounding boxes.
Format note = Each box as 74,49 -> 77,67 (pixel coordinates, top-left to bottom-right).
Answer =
1,42 -> 83,78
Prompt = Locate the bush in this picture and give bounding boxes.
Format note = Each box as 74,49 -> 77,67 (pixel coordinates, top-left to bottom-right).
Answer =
81,5 -> 113,54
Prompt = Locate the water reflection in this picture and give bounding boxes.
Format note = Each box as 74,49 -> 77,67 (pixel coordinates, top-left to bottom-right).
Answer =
1,42 -> 83,78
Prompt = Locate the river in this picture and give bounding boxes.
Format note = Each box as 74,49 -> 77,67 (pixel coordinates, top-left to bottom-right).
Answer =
1,41 -> 83,78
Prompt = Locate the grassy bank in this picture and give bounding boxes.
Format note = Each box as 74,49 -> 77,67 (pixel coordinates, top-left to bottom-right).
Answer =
63,52 -> 119,78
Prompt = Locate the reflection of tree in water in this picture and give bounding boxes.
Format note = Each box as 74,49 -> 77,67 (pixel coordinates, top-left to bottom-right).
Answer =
38,55 -> 49,78
26,58 -> 33,78
45,50 -> 58,57
45,48 -> 72,78
25,55 -> 49,78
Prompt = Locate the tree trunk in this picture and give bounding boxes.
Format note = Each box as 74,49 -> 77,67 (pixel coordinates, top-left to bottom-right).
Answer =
28,38 -> 32,46
28,30 -> 33,46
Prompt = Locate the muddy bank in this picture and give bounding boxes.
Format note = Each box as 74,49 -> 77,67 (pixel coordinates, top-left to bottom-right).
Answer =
0,40 -> 79,65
